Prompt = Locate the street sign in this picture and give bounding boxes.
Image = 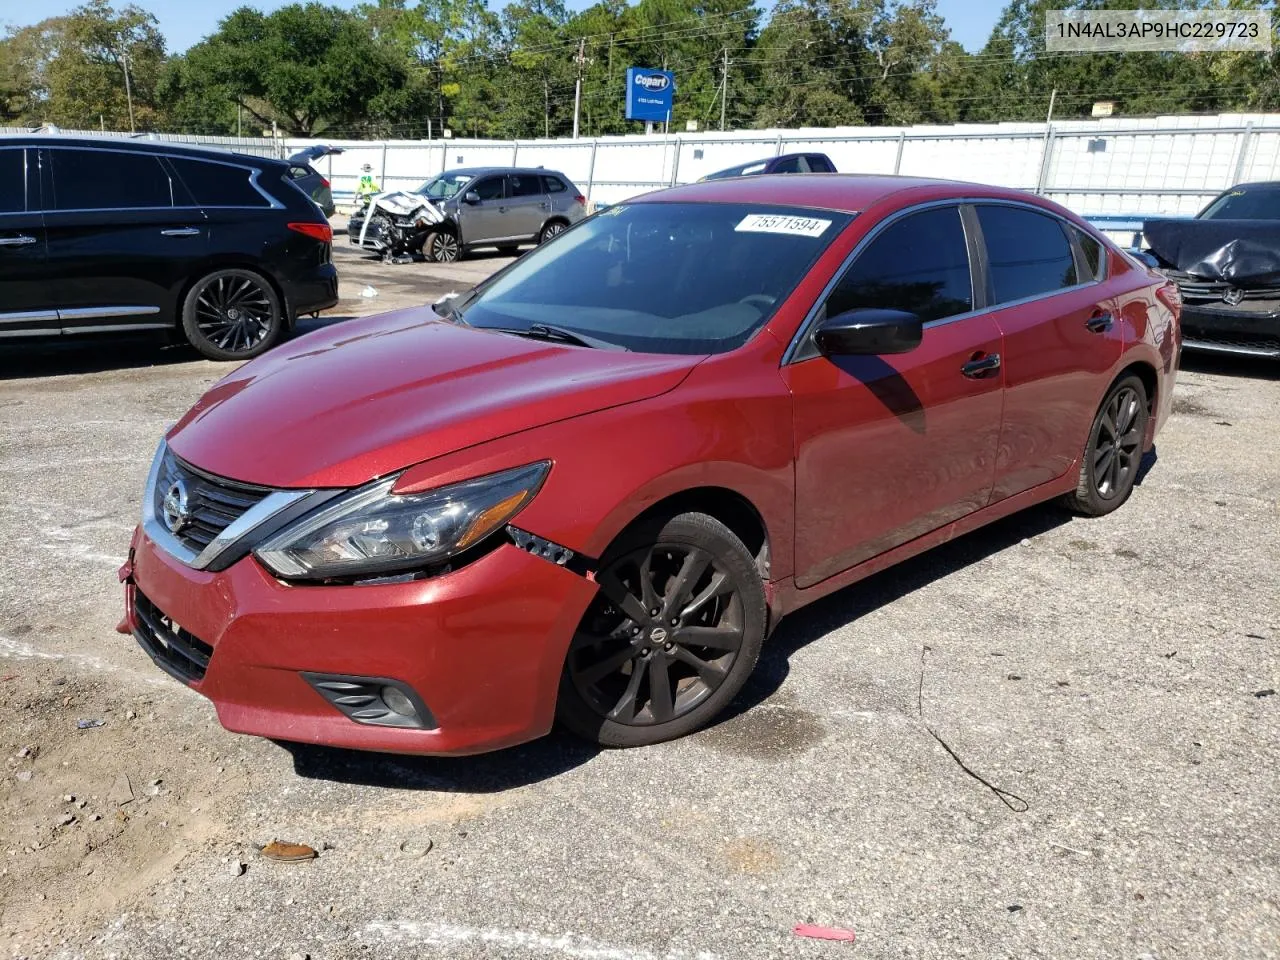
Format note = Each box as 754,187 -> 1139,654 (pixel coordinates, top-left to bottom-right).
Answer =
625,69 -> 675,123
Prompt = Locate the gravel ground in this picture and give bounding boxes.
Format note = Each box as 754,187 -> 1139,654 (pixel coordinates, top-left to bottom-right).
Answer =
0,251 -> 1277,960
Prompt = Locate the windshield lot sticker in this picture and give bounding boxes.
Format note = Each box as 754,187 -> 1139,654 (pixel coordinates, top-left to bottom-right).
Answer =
735,214 -> 832,238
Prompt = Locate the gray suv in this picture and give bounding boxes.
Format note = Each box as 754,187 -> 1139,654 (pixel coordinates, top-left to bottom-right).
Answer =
417,167 -> 586,262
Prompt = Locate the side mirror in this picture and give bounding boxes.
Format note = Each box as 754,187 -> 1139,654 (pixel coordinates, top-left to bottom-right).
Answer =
462,191 -> 481,205
814,308 -> 922,356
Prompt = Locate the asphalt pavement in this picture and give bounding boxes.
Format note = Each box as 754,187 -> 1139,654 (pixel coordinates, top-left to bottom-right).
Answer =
0,247 -> 1277,959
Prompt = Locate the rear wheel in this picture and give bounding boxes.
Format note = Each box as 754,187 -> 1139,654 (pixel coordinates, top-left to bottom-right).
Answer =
557,512 -> 766,747
1063,374 -> 1149,516
538,220 -> 567,244
427,231 -> 461,263
181,268 -> 284,362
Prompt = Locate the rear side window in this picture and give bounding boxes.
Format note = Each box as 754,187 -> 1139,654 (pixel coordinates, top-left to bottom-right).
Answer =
807,155 -> 835,173
978,205 -> 1078,303
824,206 -> 973,323
507,174 -> 542,198
287,165 -> 312,181
542,176 -> 567,194
1072,226 -> 1106,281
48,149 -> 172,210
168,157 -> 270,208
0,149 -> 25,213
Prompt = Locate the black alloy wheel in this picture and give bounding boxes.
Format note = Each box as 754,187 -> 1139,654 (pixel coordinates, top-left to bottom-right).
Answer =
558,513 -> 766,747
538,221 -> 566,244
429,231 -> 461,263
1065,374 -> 1150,516
181,269 -> 284,362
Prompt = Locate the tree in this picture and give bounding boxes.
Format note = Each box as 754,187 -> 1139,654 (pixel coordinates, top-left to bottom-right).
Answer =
173,3 -> 432,137
1,1 -> 166,130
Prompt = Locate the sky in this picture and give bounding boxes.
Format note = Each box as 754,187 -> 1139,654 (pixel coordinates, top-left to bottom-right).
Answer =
0,0 -> 1004,53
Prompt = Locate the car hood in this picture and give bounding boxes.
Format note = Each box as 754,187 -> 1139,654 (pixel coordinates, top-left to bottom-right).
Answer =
167,309 -> 703,488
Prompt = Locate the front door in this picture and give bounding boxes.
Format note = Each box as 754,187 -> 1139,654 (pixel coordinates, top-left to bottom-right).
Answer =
457,175 -> 507,245
0,145 -> 56,338
503,173 -> 549,240
41,146 -> 208,334
782,205 -> 1006,589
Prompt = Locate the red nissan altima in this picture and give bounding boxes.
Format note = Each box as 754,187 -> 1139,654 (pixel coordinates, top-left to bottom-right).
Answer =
121,175 -> 1180,755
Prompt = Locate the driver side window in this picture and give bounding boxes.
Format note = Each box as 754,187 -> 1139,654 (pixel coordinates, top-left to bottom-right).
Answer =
471,177 -> 504,201
822,206 -> 973,324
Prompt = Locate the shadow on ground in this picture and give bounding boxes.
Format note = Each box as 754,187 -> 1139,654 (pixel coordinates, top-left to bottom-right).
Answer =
1179,351 -> 1280,381
0,317 -> 361,381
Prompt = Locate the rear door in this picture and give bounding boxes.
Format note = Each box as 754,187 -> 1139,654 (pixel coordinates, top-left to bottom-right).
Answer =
0,145 -> 57,337
41,146 -> 208,334
504,173 -> 548,240
783,204 -> 1005,589
972,203 -> 1124,502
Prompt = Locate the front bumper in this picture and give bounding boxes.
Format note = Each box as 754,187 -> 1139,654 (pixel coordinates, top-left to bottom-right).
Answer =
121,527 -> 599,755
1178,302 -> 1280,358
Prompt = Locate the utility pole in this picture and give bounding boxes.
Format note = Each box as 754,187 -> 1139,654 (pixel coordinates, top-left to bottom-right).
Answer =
119,48 -> 135,133
719,47 -> 729,132
1046,87 -> 1057,124
572,38 -> 587,139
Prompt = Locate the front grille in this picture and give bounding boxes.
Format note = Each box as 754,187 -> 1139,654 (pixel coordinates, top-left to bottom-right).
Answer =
1167,271 -> 1280,304
1183,332 -> 1280,357
154,451 -> 270,555
132,590 -> 213,684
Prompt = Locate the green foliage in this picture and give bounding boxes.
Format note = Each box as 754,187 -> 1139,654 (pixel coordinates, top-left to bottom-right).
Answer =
1,0 -> 1276,136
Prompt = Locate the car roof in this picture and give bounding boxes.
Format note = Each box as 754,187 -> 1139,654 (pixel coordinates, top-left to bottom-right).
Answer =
638,174 -> 1054,215
1220,181 -> 1280,192
438,166 -> 567,178
3,134 -> 287,169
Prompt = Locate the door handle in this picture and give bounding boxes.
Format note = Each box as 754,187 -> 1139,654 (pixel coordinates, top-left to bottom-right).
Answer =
0,235 -> 37,246
1086,312 -> 1113,333
161,227 -> 201,237
961,353 -> 1002,378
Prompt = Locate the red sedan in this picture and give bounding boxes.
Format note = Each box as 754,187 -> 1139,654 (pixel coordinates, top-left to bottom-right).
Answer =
121,175 -> 1180,755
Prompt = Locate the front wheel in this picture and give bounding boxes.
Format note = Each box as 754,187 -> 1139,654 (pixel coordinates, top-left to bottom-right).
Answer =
427,231 -> 461,263
1063,374 -> 1150,516
557,512 -> 766,747
181,269 -> 284,362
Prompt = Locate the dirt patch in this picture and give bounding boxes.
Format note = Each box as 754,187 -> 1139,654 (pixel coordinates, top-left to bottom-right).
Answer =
722,836 -> 782,875
0,658 -> 240,944
1172,395 -> 1214,417
697,703 -> 827,760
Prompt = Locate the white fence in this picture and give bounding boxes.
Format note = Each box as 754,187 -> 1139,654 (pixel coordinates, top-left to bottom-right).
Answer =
8,113 -> 1280,216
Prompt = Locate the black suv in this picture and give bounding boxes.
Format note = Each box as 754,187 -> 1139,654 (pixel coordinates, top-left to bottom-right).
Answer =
0,137 -> 338,361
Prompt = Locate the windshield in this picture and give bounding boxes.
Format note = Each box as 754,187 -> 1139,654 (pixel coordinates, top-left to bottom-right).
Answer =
1199,186 -> 1280,220
416,172 -> 474,200
455,202 -> 851,354
702,160 -> 768,181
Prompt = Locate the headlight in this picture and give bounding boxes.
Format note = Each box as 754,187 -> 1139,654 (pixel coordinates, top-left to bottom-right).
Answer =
254,462 -> 549,580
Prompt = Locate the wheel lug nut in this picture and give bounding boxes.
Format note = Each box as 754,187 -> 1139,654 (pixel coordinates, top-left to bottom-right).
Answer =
670,618 -> 678,625
665,642 -> 674,651
632,627 -> 640,635
650,608 -> 660,616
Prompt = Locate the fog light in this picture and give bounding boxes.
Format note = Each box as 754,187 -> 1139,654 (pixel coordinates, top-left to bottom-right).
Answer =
381,684 -> 417,718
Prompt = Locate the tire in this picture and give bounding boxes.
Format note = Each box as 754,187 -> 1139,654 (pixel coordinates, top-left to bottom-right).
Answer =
1063,374 -> 1150,516
538,220 -> 567,245
557,512 -> 766,748
181,268 -> 284,362
427,231 -> 462,263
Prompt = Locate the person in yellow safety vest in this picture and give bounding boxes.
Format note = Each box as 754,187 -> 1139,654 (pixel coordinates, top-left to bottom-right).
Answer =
356,164 -> 381,204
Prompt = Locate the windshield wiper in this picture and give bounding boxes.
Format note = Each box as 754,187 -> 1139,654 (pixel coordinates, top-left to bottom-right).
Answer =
494,323 -> 629,351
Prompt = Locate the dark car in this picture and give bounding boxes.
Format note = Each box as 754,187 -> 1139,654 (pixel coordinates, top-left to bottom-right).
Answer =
123,175 -> 1179,756
699,152 -> 837,181
0,137 -> 338,361
347,166 -> 587,262
286,144 -> 342,218
1144,181 -> 1280,358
